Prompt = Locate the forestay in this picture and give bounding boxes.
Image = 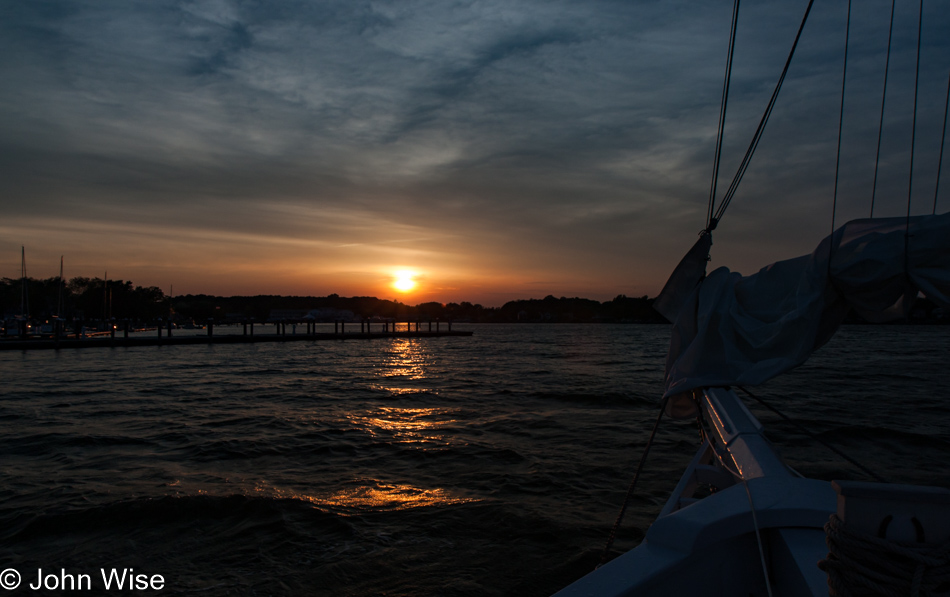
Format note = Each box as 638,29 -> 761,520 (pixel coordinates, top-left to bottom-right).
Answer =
655,212 -> 950,410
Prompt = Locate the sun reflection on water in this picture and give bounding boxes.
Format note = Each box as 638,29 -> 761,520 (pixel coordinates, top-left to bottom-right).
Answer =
237,337 -> 475,513
374,339 -> 432,392
319,483 -> 477,510
346,406 -> 459,445
254,481 -> 477,512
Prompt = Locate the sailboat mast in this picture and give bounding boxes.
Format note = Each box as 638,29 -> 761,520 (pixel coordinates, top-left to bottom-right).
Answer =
20,246 -> 28,318
57,256 -> 64,317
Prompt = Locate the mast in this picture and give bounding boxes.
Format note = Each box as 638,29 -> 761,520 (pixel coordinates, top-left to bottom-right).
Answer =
57,256 -> 64,317
20,246 -> 29,318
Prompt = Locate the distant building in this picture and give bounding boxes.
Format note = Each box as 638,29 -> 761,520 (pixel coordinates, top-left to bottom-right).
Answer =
267,309 -> 311,321
304,308 -> 358,322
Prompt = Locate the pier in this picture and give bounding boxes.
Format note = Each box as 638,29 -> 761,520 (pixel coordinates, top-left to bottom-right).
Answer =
0,320 -> 472,351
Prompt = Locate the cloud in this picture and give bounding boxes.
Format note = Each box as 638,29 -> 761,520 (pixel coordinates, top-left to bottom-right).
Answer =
1,0 -> 949,303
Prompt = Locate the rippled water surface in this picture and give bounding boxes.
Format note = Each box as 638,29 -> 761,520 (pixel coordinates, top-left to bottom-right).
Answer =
1,324 -> 948,595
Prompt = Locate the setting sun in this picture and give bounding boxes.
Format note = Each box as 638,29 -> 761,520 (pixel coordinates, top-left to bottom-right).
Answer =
392,270 -> 418,293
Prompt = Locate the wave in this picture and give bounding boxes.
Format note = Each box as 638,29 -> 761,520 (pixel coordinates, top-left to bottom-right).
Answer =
6,493 -> 353,545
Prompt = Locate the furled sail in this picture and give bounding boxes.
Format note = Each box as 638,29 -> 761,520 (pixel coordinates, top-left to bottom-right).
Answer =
655,212 -> 950,411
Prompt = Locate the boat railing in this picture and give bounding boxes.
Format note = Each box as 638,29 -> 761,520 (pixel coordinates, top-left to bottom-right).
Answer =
658,387 -> 795,518
700,387 -> 792,481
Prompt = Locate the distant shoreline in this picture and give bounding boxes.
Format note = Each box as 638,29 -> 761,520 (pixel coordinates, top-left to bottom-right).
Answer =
3,277 -> 948,326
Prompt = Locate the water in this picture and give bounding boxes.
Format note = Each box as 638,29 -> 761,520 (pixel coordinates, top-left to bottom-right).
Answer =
1,324 -> 948,595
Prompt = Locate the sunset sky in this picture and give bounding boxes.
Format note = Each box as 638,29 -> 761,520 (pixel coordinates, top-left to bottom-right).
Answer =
2,0 -> 948,306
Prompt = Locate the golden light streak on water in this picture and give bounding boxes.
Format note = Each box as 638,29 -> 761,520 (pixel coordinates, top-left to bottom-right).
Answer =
317,483 -> 478,510
345,406 -> 459,445
377,338 -> 429,381
254,481 -> 478,511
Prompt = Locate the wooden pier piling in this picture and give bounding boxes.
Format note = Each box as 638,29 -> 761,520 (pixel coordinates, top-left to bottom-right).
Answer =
0,319 -> 469,351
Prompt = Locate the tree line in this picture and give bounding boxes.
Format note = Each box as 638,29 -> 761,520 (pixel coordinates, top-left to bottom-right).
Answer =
1,277 -> 665,323
1,277 -> 167,322
4,276 -> 946,325
171,292 -> 666,323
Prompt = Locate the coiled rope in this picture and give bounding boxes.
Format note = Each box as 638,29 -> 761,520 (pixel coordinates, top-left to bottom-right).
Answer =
819,514 -> 950,597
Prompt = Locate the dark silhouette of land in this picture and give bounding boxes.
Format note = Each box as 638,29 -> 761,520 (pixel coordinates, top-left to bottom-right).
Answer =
170,292 -> 666,324
1,275 -> 664,325
3,276 -> 946,329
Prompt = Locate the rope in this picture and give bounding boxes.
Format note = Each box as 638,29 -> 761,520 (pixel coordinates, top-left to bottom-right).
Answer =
831,0 -> 853,238
708,0 -> 741,232
597,394 -> 669,568
935,70 -> 950,215
743,478 -> 775,597
713,0 -> 816,225
819,514 -> 950,597
905,0 -> 924,271
736,386 -> 888,483
871,0 -> 897,218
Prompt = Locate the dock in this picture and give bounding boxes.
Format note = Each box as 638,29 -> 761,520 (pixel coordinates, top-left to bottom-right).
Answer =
0,321 -> 472,351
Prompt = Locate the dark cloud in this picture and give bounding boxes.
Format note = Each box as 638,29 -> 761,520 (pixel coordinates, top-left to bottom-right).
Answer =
1,0 -> 949,302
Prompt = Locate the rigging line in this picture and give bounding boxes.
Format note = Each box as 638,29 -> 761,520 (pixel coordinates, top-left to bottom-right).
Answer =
735,386 -> 888,483
714,0 -> 817,224
743,479 -> 774,597
708,0 -> 741,231
906,0 -> 923,273
831,0 -> 853,239
597,394 -> 670,569
935,70 -> 950,215
871,0 -> 897,218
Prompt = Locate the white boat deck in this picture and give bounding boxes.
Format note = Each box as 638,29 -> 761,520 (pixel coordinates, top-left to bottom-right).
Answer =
554,388 -> 837,597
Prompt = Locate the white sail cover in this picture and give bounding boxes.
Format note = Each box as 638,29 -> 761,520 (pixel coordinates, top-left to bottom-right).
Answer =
655,213 -> 950,409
